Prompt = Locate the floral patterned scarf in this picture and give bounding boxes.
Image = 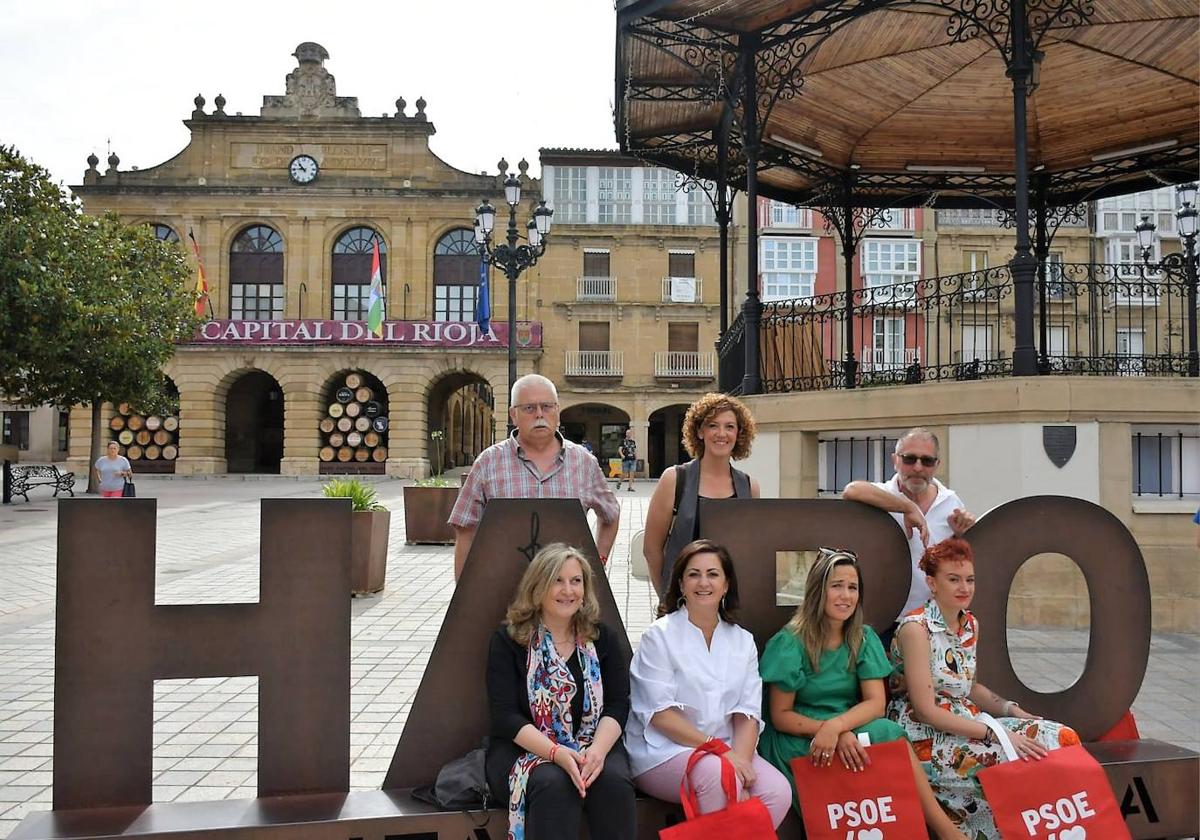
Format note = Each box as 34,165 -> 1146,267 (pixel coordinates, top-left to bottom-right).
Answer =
506,623 -> 603,840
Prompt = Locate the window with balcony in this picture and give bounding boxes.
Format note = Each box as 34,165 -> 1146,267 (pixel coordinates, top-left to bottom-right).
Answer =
598,167 -> 632,224
642,168 -> 677,225
865,316 -> 910,371
768,200 -> 804,228
555,166 -> 589,224
862,239 -> 920,304
656,322 -> 711,378
567,321 -> 622,376
960,324 -> 993,362
664,251 -> 698,302
578,250 -> 614,301
761,238 -> 816,301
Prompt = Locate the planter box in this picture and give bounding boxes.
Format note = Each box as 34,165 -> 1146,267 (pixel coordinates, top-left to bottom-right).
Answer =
351,509 -> 390,594
402,485 -> 459,544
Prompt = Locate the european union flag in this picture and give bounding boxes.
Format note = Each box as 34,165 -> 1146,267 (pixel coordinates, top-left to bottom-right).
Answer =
476,255 -> 491,334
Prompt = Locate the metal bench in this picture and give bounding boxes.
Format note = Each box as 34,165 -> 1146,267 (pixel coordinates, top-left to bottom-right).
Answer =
9,464 -> 75,502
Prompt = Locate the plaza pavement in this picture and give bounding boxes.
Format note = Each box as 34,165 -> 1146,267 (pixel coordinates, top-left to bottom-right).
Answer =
0,475 -> 1196,836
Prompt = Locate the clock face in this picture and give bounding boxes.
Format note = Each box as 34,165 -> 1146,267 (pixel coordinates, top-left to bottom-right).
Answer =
289,155 -> 319,184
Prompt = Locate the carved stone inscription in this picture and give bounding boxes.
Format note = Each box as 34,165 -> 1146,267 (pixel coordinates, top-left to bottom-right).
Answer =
230,142 -> 387,171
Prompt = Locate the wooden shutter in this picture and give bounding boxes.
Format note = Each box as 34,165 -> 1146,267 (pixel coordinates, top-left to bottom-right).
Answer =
583,252 -> 610,277
578,321 -> 610,351
667,322 -> 699,352
668,252 -> 695,277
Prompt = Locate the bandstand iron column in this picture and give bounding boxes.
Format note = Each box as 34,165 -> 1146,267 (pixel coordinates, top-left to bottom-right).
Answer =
1033,176 -> 1050,369
739,38 -> 762,395
840,179 -> 858,389
716,116 -> 731,338
1008,0 -> 1039,376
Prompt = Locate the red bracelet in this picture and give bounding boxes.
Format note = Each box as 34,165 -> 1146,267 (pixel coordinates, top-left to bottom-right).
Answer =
548,743 -> 559,763
599,554 -> 609,567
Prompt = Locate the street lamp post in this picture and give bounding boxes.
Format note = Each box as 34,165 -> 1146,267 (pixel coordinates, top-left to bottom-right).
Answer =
1134,182 -> 1198,377
474,159 -> 554,419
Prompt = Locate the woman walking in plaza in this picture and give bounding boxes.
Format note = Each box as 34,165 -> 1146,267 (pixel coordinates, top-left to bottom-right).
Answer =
888,537 -> 1079,838
485,543 -> 635,839
626,539 -> 792,829
93,441 -> 132,498
757,547 -> 967,839
642,393 -> 760,596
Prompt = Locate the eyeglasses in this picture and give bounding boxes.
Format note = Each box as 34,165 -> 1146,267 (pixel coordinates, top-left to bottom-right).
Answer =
514,402 -> 559,415
817,547 -> 858,563
897,453 -> 939,467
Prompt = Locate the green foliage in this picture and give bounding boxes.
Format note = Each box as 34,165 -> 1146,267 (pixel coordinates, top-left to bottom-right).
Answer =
413,474 -> 455,488
429,428 -> 446,479
321,477 -> 387,512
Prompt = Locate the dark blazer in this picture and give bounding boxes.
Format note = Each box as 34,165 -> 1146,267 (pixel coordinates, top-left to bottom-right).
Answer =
486,622 -> 631,743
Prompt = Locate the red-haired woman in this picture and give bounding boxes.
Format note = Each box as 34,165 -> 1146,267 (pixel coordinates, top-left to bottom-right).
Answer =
887,538 -> 1079,839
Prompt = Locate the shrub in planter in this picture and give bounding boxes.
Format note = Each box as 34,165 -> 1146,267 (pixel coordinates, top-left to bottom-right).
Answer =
322,478 -> 390,595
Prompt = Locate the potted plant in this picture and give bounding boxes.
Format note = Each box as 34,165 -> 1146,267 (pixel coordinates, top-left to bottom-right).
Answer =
322,477 -> 390,595
402,430 -> 459,545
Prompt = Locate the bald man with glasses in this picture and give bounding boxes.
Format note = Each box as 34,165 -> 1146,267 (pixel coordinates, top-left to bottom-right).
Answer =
843,428 -> 976,645
448,374 -> 620,580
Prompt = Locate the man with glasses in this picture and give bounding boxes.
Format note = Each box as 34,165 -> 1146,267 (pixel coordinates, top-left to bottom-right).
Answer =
449,374 -> 620,580
843,428 -> 976,645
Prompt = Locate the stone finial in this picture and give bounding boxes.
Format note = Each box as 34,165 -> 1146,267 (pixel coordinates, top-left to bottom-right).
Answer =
395,96 -> 406,117
86,153 -> 99,171
415,96 -> 427,120
517,158 -> 529,176
192,94 -> 206,119
106,152 -> 120,173
498,158 -> 509,175
214,93 -> 227,116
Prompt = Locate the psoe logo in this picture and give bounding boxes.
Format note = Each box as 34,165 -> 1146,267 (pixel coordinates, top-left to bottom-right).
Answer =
1020,791 -> 1096,839
827,795 -> 897,839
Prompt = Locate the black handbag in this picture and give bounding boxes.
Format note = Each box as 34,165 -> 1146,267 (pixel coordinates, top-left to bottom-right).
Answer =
412,738 -> 493,812
121,479 -> 136,498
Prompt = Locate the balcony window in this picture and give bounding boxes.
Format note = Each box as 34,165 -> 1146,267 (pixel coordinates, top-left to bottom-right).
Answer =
598,167 -> 632,224
554,166 -> 589,224
761,238 -> 816,301
642,168 -> 676,225
862,239 -> 920,304
577,250 -> 614,301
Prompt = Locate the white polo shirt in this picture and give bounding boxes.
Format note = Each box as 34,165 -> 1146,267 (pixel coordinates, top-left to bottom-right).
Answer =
873,475 -> 966,620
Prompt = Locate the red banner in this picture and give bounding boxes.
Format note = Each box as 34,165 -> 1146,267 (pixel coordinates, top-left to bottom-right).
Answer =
186,319 -> 541,349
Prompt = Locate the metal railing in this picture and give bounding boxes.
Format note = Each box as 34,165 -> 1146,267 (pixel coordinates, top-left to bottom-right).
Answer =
1132,431 -> 1200,498
564,350 -> 623,377
654,351 -> 715,378
717,314 -> 746,394
576,276 -> 616,301
662,276 -> 703,303
716,261 -> 1196,392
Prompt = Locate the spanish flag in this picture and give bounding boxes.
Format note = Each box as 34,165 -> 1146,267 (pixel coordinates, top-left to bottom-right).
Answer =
187,228 -> 209,319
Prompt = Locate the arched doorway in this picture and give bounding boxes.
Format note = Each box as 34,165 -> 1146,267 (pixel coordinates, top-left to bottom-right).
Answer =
318,369 -> 389,474
560,403 -> 631,474
427,372 -> 494,472
225,371 -> 284,473
648,404 -> 691,477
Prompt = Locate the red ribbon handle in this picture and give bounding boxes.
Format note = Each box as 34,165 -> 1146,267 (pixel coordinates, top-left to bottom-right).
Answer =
679,739 -> 738,821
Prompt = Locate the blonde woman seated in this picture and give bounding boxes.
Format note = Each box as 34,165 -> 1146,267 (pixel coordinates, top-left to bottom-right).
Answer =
889,538 -> 1079,839
758,547 -> 967,840
626,539 -> 791,828
485,544 -> 635,840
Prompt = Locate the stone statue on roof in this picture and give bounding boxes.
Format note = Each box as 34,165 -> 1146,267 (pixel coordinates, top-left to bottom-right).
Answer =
261,42 -> 360,119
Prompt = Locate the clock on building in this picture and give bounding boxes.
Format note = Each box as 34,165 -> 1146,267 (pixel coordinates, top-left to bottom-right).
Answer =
288,154 -> 319,184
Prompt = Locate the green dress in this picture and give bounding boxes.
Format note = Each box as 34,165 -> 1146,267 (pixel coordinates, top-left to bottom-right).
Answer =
758,624 -> 906,810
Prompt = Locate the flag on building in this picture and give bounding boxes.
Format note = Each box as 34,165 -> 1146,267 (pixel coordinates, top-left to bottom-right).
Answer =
367,239 -> 384,337
476,254 -> 491,334
187,229 -> 209,319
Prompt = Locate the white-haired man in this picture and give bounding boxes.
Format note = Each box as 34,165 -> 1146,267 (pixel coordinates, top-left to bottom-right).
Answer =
448,374 -> 620,579
843,428 -> 976,644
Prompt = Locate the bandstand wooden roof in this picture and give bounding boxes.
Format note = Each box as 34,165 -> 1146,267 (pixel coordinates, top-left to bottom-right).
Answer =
615,0 -> 1200,208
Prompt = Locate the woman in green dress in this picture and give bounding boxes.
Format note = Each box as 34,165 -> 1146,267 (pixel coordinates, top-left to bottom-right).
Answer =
758,547 -> 967,840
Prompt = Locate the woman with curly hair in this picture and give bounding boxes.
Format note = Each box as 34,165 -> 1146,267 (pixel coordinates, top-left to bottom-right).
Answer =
888,537 -> 1079,839
485,543 -> 635,839
642,392 -> 760,596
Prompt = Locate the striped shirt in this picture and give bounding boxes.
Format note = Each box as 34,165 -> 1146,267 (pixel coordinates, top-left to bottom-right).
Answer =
447,431 -> 620,529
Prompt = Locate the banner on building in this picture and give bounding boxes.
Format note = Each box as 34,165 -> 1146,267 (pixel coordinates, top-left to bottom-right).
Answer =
186,319 -> 541,348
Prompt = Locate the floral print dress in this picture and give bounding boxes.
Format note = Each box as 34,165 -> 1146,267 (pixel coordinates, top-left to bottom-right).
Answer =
887,600 -> 1079,840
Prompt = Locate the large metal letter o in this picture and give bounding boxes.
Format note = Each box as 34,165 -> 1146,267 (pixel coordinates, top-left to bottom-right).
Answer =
968,496 -> 1151,741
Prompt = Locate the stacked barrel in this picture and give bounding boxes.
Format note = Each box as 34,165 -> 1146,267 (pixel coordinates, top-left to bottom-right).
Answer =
109,402 -> 180,469
318,372 -> 389,467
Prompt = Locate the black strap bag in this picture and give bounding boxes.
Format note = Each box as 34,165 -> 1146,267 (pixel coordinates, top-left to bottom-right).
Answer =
121,478 -> 136,498
412,738 -> 494,812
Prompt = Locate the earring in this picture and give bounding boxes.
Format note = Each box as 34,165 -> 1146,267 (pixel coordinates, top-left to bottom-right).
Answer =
720,596 -> 727,613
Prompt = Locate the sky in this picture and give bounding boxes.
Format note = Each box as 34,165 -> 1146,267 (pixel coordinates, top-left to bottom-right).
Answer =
0,0 -> 620,191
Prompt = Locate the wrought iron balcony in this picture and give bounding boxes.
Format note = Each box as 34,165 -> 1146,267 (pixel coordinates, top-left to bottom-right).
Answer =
654,351 -> 715,378
576,276 -> 616,301
662,276 -> 703,303
565,350 -> 623,377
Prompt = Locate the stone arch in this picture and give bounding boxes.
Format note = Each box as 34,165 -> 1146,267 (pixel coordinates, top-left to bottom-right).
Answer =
317,367 -> 390,473
425,368 -> 497,473
559,402 -> 631,466
648,402 -> 692,477
223,369 -> 285,473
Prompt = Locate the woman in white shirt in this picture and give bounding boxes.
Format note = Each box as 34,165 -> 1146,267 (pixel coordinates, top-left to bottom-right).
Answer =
626,539 -> 791,828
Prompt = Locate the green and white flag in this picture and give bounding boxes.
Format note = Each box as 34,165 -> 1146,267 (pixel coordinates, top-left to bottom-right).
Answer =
367,239 -> 384,337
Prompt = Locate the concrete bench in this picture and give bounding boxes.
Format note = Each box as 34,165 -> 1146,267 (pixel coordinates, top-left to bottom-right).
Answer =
9,464 -> 75,502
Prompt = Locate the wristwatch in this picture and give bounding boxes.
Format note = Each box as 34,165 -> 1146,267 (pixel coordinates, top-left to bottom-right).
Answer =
981,728 -> 995,746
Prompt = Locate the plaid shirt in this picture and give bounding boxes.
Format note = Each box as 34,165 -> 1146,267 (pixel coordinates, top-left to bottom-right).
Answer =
448,431 -> 620,529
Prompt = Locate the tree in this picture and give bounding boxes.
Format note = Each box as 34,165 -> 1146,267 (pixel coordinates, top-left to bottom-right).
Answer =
0,146 -> 199,491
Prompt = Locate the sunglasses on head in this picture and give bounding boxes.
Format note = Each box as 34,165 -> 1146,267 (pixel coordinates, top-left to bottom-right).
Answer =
897,453 -> 939,467
817,547 -> 858,563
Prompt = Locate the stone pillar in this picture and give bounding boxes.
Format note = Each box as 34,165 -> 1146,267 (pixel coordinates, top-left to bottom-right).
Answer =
279,378 -> 322,476
173,379 -> 226,475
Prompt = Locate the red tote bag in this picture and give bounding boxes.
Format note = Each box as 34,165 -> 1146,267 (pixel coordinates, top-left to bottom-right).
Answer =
658,740 -> 778,840
979,742 -> 1131,840
790,739 -> 926,840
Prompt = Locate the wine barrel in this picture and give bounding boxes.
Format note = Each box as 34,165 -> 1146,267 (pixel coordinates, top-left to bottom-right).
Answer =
337,446 -> 353,462
319,446 -> 335,462
372,446 -> 387,462
328,402 -> 344,418
163,416 -> 179,432
372,416 -> 389,433
153,430 -> 171,446
354,386 -> 374,403
109,416 -> 126,431
329,432 -> 345,448
354,416 -> 371,433
117,402 -> 132,416
344,401 -> 362,418
337,417 -> 353,433
319,417 -> 335,434
144,445 -> 161,460
363,400 -> 381,418
127,444 -> 144,460
162,445 -> 178,460
136,430 -> 152,446
118,430 -> 135,445
127,415 -> 144,431
346,431 -> 363,448
354,447 -> 370,462
364,431 -> 381,448
335,386 -> 354,404
345,372 -> 363,389
146,415 -> 162,431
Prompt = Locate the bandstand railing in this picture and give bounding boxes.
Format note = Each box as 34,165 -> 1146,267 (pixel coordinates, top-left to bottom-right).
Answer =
716,262 -> 1196,393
